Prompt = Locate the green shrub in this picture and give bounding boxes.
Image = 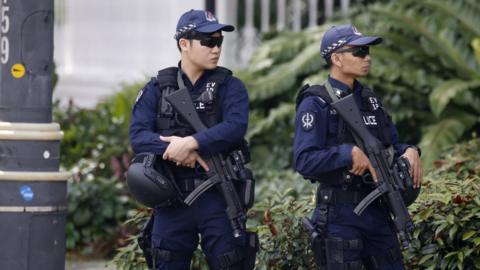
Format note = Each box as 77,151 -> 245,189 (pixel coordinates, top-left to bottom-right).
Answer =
241,0 -> 480,172
67,172 -> 130,255
112,138 -> 480,269
404,137 -> 480,269
110,209 -> 151,269
251,189 -> 316,269
54,81 -> 144,255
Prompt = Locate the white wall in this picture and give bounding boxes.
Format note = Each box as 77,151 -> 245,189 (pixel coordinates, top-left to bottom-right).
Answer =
53,0 -> 204,107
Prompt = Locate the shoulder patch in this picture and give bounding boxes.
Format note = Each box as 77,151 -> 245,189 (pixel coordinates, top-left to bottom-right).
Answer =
300,111 -> 315,131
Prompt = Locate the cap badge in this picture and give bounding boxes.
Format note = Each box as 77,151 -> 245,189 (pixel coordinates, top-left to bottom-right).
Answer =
205,11 -> 217,22
352,26 -> 362,36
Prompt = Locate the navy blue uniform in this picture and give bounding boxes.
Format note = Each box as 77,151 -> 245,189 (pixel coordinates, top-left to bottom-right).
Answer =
130,69 -> 248,156
294,76 -> 411,269
129,66 -> 249,269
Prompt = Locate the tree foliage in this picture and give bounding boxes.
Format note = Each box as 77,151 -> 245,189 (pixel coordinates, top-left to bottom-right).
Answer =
240,0 -> 480,172
54,82 -> 143,255
405,137 -> 480,269
111,136 -> 480,269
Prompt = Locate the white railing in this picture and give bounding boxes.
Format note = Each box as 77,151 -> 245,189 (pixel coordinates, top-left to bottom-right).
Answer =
217,0 -> 351,68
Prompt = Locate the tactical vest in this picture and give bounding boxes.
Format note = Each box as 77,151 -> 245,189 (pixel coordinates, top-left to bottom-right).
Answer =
153,66 -> 234,179
296,83 -> 393,185
155,66 -> 232,136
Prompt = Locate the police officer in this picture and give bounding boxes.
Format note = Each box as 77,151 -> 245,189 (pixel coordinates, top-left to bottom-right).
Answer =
294,25 -> 422,269
129,9 -> 255,269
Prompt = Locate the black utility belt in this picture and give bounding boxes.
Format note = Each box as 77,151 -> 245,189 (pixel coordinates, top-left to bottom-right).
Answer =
310,170 -> 375,186
316,186 -> 374,205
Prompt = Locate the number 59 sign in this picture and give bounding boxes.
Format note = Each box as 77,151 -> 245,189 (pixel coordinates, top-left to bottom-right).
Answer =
1,0 -> 10,64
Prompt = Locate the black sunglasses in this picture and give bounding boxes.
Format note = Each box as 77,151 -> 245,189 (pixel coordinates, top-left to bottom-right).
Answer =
190,33 -> 224,48
335,46 -> 370,58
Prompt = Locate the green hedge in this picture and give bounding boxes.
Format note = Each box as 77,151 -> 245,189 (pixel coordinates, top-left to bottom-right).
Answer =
404,137 -> 480,269
112,137 -> 480,269
54,82 -> 143,255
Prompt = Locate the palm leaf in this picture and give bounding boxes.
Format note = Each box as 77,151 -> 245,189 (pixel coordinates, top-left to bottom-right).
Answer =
419,115 -> 477,171
248,32 -> 307,73
249,42 -> 322,102
453,89 -> 480,114
473,38 -> 480,66
247,103 -> 295,140
430,80 -> 480,116
418,0 -> 480,36
370,4 -> 479,79
248,26 -> 327,74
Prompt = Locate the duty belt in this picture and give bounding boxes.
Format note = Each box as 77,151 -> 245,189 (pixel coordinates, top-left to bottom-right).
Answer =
316,187 -> 373,205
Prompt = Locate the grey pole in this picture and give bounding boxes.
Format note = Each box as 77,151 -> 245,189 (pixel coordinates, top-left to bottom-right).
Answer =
0,0 -> 69,269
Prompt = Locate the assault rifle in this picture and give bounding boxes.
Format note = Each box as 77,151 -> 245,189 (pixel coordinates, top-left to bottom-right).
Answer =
165,88 -> 247,238
331,94 -> 415,249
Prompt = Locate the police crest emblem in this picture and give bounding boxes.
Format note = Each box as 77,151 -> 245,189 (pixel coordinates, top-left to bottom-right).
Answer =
205,11 -> 217,22
301,111 -> 315,131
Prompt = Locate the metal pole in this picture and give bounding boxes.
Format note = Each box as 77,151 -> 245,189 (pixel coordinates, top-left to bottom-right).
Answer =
0,0 -> 68,269
325,0 -> 334,20
239,0 -> 258,67
292,0 -> 302,32
261,0 -> 270,33
308,0 -> 318,28
276,0 -> 286,31
216,0 -> 239,68
341,0 -> 350,18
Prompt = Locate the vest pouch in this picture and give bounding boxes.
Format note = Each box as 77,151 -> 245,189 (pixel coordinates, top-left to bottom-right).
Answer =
226,146 -> 254,209
237,168 -> 255,209
379,108 -> 393,145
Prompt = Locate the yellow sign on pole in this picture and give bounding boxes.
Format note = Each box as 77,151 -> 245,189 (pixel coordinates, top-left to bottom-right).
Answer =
11,63 -> 26,79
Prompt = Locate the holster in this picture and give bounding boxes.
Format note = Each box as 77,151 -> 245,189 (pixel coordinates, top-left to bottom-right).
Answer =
311,231 -> 327,268
206,231 -> 259,270
243,231 -> 259,270
226,147 -> 255,209
138,215 -> 154,269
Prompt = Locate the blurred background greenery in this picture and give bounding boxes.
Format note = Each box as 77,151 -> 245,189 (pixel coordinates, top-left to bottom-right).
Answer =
56,0 -> 480,269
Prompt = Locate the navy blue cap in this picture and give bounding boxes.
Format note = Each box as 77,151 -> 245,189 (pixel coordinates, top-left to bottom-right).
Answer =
320,24 -> 382,59
175,9 -> 234,40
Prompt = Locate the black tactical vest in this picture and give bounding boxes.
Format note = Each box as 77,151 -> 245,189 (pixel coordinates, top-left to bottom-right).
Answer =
296,84 -> 393,185
153,66 -> 233,179
155,66 -> 232,136
296,84 -> 392,147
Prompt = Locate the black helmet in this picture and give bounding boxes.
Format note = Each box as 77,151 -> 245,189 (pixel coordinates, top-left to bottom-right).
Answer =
127,153 -> 180,208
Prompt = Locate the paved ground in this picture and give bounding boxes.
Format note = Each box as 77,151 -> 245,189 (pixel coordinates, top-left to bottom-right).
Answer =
66,260 -> 115,270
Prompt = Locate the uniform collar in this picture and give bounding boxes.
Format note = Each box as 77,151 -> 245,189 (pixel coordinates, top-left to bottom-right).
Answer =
328,76 -> 363,97
177,61 -> 213,89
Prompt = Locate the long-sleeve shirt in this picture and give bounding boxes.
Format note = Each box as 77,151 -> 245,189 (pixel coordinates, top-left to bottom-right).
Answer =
293,76 -> 411,180
129,66 -> 249,179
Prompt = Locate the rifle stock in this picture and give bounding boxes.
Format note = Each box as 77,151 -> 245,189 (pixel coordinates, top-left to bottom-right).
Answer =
164,87 -> 208,132
165,88 -> 247,238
